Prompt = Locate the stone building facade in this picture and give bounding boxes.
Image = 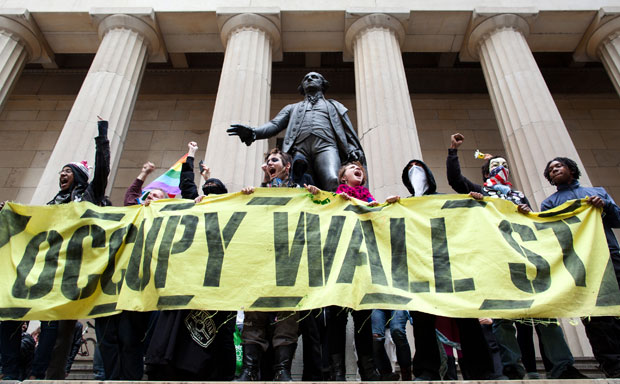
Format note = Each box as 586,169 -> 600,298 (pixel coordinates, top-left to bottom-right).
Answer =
1,0 -> 620,362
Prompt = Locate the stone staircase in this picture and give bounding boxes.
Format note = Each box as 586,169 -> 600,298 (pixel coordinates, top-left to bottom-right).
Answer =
65,357 -> 606,381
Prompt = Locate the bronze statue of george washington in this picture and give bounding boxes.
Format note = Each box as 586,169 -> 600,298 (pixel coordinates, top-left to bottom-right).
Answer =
227,72 -> 366,191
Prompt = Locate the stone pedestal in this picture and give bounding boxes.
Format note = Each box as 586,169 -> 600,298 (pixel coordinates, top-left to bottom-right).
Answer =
345,13 -> 421,201
30,10 -> 165,204
464,13 -> 591,208
0,10 -> 53,113
204,12 -> 281,193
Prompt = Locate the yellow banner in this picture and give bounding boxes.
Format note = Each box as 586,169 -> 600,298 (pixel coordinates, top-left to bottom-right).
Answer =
0,188 -> 618,320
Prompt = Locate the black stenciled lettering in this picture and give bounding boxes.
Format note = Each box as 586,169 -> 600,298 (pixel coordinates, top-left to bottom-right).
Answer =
101,224 -> 136,295
535,220 -> 586,287
390,218 -> 409,291
498,220 -> 551,294
155,215 -> 198,288
322,216 -> 346,283
12,230 -> 62,299
203,212 -> 246,287
125,218 -> 164,291
360,220 -> 387,286
274,212 -> 305,286
62,224 -> 106,300
430,217 -> 475,293
0,209 -> 31,249
305,213 -> 323,287
337,220 -> 366,284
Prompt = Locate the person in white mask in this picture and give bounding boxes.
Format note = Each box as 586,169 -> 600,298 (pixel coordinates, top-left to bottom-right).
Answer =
386,158 -> 500,380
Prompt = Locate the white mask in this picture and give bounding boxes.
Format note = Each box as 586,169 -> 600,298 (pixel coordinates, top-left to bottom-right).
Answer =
408,165 -> 429,197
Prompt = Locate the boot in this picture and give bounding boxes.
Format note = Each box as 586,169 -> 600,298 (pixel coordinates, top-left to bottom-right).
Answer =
330,353 -> 346,381
236,344 -> 262,381
400,366 -> 412,381
273,344 -> 295,381
357,355 -> 382,381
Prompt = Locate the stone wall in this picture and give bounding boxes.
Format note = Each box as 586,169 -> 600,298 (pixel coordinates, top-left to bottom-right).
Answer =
0,91 -> 619,209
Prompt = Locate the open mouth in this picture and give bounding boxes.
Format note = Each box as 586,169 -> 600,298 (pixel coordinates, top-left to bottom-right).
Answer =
353,170 -> 362,178
268,167 -> 277,177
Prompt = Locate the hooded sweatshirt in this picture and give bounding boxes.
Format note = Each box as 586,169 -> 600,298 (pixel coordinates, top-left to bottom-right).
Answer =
401,159 -> 437,196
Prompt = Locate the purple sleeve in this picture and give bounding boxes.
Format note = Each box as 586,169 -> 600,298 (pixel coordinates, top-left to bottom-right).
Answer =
124,178 -> 144,206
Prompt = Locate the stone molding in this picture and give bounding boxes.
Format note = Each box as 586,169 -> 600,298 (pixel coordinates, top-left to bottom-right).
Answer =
217,8 -> 281,61
460,8 -> 538,62
0,8 -> 53,64
574,7 -> 620,62
90,7 -> 167,62
344,10 -> 408,61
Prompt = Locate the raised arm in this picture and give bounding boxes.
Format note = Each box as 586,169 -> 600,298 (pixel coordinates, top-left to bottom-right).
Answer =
89,119 -> 111,204
180,141 -> 199,199
446,133 -> 483,194
124,162 -> 154,206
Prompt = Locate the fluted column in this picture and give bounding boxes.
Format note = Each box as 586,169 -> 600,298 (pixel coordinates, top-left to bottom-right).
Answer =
204,12 -> 280,192
463,13 -> 591,208
577,9 -> 620,97
345,13 -> 420,201
30,10 -> 166,204
0,10 -> 53,113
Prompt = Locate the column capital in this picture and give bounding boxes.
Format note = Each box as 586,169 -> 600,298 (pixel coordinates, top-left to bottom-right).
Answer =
0,9 -> 54,65
574,7 -> 620,62
344,10 -> 408,60
216,8 -> 281,61
90,8 -> 167,62
460,8 -> 538,62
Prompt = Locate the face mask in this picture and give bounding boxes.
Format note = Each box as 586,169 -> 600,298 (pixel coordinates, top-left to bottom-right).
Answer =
408,165 -> 429,197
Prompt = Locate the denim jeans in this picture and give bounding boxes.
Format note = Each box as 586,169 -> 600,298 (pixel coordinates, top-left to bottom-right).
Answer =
493,319 -> 574,378
371,310 -> 411,373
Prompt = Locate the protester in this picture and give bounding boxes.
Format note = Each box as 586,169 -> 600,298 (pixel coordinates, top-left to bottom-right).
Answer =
145,141 -> 236,381
388,158 -> 498,380
32,118 -> 111,380
95,160 -> 163,380
237,148 -> 315,381
542,157 -> 620,378
447,133 -> 587,379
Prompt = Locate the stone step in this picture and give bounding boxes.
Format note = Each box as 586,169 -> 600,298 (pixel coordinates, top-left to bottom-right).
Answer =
64,357 -> 607,381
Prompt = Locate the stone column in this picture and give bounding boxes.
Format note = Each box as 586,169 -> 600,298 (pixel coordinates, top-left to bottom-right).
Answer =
0,10 -> 53,112
345,13 -> 421,201
575,8 -> 620,97
30,9 -> 166,204
462,12 -> 591,208
204,11 -> 281,193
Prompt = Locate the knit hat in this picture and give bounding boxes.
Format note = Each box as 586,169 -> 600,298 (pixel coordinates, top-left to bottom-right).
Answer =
63,160 -> 90,180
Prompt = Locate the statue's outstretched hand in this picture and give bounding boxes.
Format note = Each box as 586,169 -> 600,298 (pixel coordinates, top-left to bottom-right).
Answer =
227,124 -> 256,146
347,149 -> 365,164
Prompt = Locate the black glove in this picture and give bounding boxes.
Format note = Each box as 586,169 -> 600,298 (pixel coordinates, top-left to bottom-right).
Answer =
227,124 -> 256,146
97,120 -> 108,137
347,149 -> 365,164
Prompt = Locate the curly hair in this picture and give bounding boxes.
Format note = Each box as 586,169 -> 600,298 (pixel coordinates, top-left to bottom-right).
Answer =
543,157 -> 581,184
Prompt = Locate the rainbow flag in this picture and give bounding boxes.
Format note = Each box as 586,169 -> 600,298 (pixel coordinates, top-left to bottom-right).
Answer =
142,154 -> 187,200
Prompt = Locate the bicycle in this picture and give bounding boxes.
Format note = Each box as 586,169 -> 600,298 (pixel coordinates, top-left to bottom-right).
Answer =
77,321 -> 97,357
